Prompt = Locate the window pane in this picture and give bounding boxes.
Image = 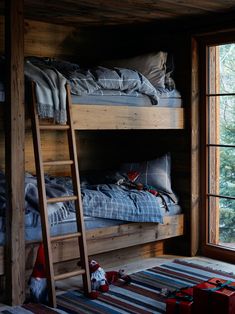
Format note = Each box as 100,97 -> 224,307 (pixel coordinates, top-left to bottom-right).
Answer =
209,146 -> 235,198
219,44 -> 235,94
208,197 -> 235,248
208,96 -> 235,145
209,44 -> 235,94
206,42 -> 235,255
219,198 -> 235,248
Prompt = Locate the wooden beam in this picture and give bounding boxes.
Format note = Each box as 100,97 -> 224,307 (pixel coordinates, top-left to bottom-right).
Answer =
190,37 -> 200,256
5,0 -> 25,305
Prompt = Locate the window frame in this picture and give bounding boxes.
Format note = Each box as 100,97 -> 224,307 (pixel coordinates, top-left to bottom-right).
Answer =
199,31 -> 235,263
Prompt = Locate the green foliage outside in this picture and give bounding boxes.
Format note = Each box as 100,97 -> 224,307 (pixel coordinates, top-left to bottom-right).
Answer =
218,44 -> 235,243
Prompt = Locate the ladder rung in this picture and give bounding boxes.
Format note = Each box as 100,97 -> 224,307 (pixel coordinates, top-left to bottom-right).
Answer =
43,160 -> 74,166
51,232 -> 82,242
55,269 -> 86,281
39,125 -> 70,130
47,195 -> 78,203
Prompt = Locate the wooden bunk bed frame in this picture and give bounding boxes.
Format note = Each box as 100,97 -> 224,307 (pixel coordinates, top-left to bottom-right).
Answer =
0,93 -> 185,303
71,105 -> 184,130
0,0 -> 185,305
0,93 -> 185,267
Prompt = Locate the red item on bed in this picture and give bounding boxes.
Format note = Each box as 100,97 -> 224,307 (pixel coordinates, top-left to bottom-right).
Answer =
193,277 -> 235,314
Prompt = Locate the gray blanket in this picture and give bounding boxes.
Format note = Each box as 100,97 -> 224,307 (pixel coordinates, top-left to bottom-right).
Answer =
24,61 -> 67,124
59,65 -> 159,105
0,172 -> 71,225
26,58 -> 160,124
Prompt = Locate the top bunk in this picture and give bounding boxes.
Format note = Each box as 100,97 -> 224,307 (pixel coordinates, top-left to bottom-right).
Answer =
69,52 -> 184,130
0,52 -> 184,130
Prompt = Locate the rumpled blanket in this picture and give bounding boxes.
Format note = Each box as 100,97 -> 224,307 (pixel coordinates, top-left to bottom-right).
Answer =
56,64 -> 160,105
0,172 -> 71,225
51,176 -> 164,223
0,172 -> 165,226
25,57 -> 160,124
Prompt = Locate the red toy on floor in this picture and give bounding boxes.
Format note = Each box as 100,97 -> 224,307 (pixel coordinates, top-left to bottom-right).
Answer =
29,243 -> 48,303
88,259 -> 131,299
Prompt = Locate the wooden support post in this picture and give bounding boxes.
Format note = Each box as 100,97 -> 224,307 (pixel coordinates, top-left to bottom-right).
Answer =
191,37 -> 200,256
4,0 -> 25,305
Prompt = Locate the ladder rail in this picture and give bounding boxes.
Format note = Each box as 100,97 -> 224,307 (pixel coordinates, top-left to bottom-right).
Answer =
66,84 -> 91,294
30,83 -> 57,306
30,82 -> 91,307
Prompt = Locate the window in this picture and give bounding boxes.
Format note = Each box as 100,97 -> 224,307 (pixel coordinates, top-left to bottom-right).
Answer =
201,37 -> 235,262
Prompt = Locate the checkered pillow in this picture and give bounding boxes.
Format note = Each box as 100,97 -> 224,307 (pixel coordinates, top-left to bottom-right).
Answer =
120,153 -> 173,194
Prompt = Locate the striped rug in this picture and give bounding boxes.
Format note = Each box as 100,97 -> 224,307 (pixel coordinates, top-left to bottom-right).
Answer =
57,258 -> 235,314
0,303 -> 67,314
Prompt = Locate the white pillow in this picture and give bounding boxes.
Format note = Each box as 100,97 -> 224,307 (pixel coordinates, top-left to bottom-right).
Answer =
103,51 -> 168,89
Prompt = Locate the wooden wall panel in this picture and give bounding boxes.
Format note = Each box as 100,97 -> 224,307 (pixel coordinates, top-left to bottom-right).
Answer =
0,117 -> 71,176
0,16 -> 76,58
76,130 -> 189,204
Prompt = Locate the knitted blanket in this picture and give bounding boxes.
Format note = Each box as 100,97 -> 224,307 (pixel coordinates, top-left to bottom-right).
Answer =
24,60 -> 67,124
0,172 -> 71,225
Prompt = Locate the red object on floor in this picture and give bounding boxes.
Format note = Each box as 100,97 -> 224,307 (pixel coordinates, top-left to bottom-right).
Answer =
193,277 -> 235,314
31,243 -> 46,278
166,287 -> 194,314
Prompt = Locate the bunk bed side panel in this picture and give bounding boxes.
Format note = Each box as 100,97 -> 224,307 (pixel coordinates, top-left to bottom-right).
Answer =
72,105 -> 184,130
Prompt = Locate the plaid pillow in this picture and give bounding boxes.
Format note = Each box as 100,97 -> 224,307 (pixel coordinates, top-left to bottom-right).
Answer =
120,153 -> 173,194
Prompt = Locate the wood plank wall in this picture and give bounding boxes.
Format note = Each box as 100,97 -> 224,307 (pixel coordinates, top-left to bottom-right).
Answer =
0,17 -> 192,255
0,16 -> 76,58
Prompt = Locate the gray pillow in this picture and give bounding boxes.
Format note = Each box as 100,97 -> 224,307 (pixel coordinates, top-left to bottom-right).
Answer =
103,51 -> 167,89
120,153 -> 173,194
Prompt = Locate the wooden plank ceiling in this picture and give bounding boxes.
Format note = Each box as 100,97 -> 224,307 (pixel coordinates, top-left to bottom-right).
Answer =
1,0 -> 235,27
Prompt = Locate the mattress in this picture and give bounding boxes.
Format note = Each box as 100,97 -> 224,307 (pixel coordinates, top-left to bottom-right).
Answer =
0,203 -> 181,245
0,82 -> 182,107
71,89 -> 182,107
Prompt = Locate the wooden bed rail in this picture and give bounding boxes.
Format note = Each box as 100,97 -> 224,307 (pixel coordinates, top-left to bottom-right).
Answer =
0,214 -> 184,277
71,105 -> 184,130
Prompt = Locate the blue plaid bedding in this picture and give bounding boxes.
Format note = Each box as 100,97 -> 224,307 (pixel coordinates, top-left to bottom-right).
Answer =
0,174 -> 165,225
52,176 -> 173,223
81,183 -> 163,223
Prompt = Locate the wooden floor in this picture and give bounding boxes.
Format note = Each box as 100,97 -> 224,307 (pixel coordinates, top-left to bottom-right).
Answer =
0,254 -> 235,310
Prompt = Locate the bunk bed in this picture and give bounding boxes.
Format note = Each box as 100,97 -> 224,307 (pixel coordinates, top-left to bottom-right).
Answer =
0,54 -> 184,279
21,54 -> 184,130
2,0 -> 235,306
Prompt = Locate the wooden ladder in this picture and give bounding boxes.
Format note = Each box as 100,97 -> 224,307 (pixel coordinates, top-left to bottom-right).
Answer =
30,83 -> 91,307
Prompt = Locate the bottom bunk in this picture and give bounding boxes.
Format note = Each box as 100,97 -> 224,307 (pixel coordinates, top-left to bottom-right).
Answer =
0,149 -> 184,279
0,213 -> 184,276
0,213 -> 183,301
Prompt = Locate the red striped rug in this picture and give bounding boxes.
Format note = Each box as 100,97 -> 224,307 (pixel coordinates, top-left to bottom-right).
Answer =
56,258 -> 235,314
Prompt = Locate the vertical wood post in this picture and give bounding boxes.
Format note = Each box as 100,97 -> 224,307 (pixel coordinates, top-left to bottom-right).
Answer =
4,0 -> 25,305
191,37 -> 200,256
